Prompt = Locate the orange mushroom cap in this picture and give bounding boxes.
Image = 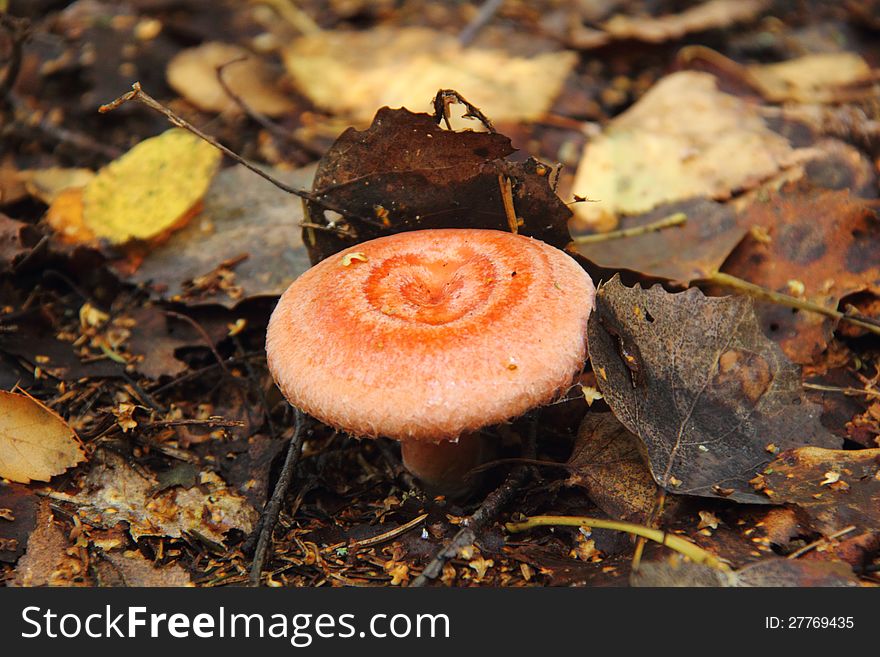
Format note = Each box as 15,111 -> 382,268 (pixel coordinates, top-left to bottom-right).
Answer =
266,228 -> 595,442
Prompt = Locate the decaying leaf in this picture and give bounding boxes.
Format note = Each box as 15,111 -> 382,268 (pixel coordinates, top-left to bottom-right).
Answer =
573,199 -> 747,284
97,551 -> 193,587
11,501 -> 83,587
68,450 -> 257,543
754,447 -> 880,534
167,42 -> 295,117
0,214 -> 38,272
632,557 -> 860,587
723,184 -> 880,364
130,164 -> 314,306
47,129 -> 222,245
0,390 -> 86,484
566,413 -> 657,522
571,71 -> 802,231
587,277 -> 841,502
302,107 -> 572,263
748,52 -> 873,104
602,0 -> 767,44
283,27 -> 577,126
0,483 -> 38,563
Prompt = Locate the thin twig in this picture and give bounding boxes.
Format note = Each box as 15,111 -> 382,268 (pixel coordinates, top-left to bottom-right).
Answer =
0,13 -> 29,102
498,173 -> 518,234
432,89 -> 495,133
346,513 -> 429,550
787,525 -> 857,560
573,212 -> 687,244
709,271 -> 880,336
163,310 -> 229,375
459,0 -> 505,47
802,382 -> 880,399
249,408 -> 307,586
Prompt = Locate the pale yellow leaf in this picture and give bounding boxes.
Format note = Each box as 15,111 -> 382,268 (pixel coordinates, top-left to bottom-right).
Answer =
283,27 -> 577,126
571,71 -> 802,230
747,52 -> 872,103
0,390 -> 85,483
82,128 -> 221,244
167,42 -> 295,117
18,167 -> 95,204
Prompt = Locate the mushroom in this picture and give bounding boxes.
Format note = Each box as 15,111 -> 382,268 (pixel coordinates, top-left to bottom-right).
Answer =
266,228 -> 595,495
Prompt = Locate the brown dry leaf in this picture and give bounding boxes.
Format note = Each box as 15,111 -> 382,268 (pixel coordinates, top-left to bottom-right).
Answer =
167,42 -> 295,117
632,557 -> 859,587
0,390 -> 86,484
571,71 -> 802,231
602,0 -> 767,44
98,551 -> 193,587
282,27 -> 577,126
573,199 -> 747,285
754,447 -> 880,534
11,501 -> 84,587
130,164 -> 314,306
748,52 -> 873,104
565,412 -> 657,522
302,107 -> 572,263
68,450 -> 257,543
723,184 -> 880,364
0,214 -> 38,272
587,277 -> 841,502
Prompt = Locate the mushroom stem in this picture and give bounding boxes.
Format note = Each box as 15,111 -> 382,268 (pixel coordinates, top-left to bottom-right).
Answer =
400,433 -> 490,498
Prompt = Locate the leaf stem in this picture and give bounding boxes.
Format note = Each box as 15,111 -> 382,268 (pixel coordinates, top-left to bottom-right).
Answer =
573,212 -> 687,244
505,514 -> 729,570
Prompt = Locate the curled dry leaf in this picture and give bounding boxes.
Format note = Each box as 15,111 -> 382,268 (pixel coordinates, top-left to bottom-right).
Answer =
723,184 -> 880,364
283,27 -> 577,126
0,390 -> 86,484
302,107 -> 572,263
571,71 -> 802,231
566,413 -> 657,522
753,447 -> 880,534
46,129 -> 221,246
167,42 -> 295,117
587,276 -> 841,503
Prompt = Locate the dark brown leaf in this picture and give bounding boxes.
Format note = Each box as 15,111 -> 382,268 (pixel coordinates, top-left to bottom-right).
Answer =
566,413 -> 657,522
588,276 -> 841,502
302,107 -> 573,263
754,447 -> 880,534
0,483 -> 38,563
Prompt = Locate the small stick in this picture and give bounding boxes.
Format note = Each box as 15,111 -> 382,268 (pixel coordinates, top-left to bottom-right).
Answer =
249,408 -> 307,586
506,515 -> 729,570
787,525 -> 857,560
99,83 -> 378,227
163,310 -> 230,376
459,0 -> 505,47
573,212 -> 687,244
709,271 -> 880,337
349,513 -> 429,550
432,89 -> 495,133
498,174 -> 519,234
802,382 -> 880,399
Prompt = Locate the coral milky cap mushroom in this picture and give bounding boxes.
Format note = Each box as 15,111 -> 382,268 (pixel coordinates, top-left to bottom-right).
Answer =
266,228 -> 595,495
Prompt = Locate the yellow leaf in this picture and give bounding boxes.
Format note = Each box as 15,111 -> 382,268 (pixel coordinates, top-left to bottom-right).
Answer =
45,187 -> 97,244
18,167 -> 95,204
0,390 -> 85,483
82,128 -> 221,244
748,53 -> 872,104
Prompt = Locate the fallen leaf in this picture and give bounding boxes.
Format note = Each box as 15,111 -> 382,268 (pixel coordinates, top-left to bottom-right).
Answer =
79,128 -> 221,245
167,42 -> 295,117
283,27 -> 577,125
748,52 -> 873,104
565,413 -> 657,522
97,550 -> 193,587
754,447 -> 880,534
10,501 -> 83,587
44,187 -> 93,245
722,185 -> 880,364
0,214 -> 38,272
302,107 -> 572,263
632,557 -> 859,587
0,390 -> 86,484
17,168 -> 95,204
571,71 -> 802,231
69,450 -> 257,543
587,276 -> 841,502
602,0 -> 767,44
130,164 -> 314,306
573,199 -> 747,285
